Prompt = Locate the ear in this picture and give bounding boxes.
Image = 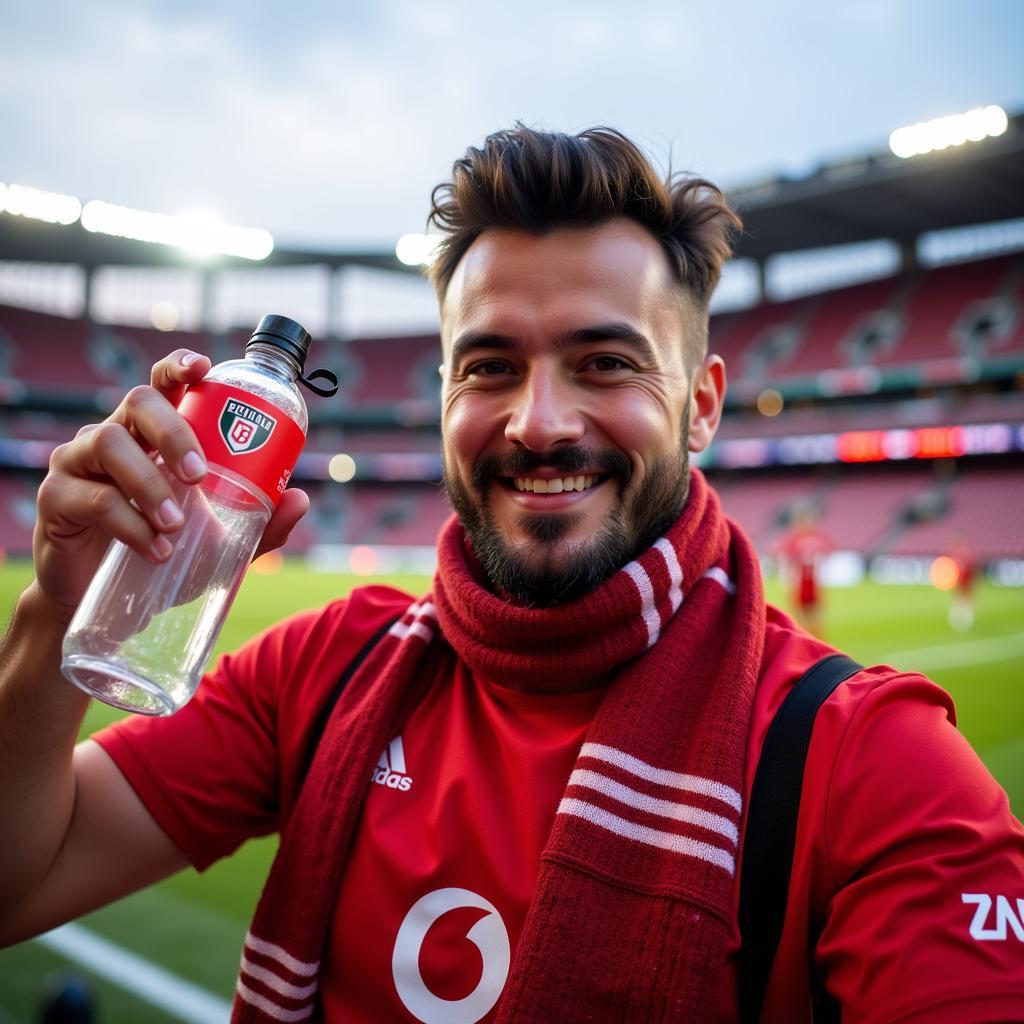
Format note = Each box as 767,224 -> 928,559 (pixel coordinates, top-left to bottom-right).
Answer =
688,354 -> 726,453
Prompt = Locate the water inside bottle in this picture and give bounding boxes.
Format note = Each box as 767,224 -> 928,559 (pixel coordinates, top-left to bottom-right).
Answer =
62,465 -> 271,715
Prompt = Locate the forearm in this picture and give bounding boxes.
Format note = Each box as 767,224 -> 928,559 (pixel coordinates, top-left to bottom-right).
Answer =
0,582 -> 90,916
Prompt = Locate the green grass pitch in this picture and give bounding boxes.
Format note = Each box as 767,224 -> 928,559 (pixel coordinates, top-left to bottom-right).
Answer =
1,558 -> 1021,1021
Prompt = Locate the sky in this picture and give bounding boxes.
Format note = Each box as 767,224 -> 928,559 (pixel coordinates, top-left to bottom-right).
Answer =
3,0 -> 1023,255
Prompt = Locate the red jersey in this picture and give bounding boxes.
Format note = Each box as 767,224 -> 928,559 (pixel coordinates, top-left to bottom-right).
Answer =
95,586 -> 1024,1022
949,542 -> 978,592
779,528 -> 832,606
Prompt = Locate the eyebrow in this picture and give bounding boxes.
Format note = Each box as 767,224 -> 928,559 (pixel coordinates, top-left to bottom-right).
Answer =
449,322 -> 657,366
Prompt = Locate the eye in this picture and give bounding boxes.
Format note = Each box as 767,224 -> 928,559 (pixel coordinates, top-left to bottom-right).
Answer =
467,358 -> 513,376
586,354 -> 632,373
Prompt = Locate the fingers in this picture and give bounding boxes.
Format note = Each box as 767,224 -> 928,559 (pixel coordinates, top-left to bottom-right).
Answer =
43,378 -> 209,562
149,349 -> 211,407
33,349 -> 216,578
36,470 -> 174,564
110,385 -> 207,486
255,488 -> 310,558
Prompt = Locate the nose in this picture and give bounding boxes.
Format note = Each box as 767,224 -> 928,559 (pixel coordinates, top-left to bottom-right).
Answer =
504,365 -> 585,451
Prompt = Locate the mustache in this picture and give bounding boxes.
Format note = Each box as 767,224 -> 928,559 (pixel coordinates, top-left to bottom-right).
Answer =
470,446 -> 632,491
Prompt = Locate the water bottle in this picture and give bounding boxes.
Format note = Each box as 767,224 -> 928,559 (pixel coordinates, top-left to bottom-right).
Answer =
61,314 -> 338,715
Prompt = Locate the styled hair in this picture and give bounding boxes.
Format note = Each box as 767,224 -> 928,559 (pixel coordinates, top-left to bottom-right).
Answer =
427,124 -> 742,317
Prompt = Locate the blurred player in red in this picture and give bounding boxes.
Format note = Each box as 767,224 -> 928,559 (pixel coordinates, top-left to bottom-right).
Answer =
777,512 -> 833,638
947,534 -> 978,632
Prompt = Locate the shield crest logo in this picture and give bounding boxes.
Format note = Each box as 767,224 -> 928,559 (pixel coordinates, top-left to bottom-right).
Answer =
219,399 -> 276,455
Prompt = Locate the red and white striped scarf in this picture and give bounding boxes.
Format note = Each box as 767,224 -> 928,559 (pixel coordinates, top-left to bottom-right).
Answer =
233,468 -> 765,1022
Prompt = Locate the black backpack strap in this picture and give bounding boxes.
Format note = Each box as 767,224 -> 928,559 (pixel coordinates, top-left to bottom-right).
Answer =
738,653 -> 863,1024
300,615 -> 402,781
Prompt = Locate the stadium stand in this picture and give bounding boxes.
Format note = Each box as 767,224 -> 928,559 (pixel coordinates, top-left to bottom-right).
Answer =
343,334 -> 442,406
1,255 -> 1020,409
873,255 -> 1018,368
303,483 -> 449,548
888,466 -> 1024,561
0,271 -> 1021,565
708,252 -> 1024,389
0,306 -> 104,394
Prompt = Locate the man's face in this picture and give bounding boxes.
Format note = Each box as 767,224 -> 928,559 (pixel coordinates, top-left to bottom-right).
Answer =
440,219 -> 704,606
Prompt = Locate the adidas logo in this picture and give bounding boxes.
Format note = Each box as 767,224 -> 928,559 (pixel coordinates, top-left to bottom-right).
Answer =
372,735 -> 413,792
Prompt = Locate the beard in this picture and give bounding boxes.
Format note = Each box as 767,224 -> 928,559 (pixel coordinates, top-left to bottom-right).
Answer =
443,427 -> 691,608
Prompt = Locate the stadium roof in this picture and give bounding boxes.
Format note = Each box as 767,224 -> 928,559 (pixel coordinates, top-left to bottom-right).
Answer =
1,111 -> 1021,271
0,213 -> 413,273
729,111 -> 1024,261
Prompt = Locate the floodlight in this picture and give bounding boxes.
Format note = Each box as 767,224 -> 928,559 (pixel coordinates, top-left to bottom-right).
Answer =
396,233 -> 443,267
0,183 -> 82,225
889,105 -> 1009,159
80,200 -> 273,260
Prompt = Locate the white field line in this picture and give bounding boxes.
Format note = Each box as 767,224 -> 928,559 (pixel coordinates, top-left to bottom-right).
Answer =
35,922 -> 231,1023
879,632 -> 1024,671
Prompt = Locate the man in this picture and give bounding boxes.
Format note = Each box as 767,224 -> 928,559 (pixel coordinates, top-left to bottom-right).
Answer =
1,126 -> 1022,1023
945,533 -> 979,632
776,512 -> 833,638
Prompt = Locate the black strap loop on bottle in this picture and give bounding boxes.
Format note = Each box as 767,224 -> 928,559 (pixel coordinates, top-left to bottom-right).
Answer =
738,653 -> 862,1023
300,368 -> 340,397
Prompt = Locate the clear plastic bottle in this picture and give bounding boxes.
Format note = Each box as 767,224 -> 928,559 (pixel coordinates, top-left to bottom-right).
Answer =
61,315 -> 338,715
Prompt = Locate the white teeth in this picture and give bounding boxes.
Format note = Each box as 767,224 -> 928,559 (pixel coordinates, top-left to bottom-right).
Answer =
513,474 -> 598,494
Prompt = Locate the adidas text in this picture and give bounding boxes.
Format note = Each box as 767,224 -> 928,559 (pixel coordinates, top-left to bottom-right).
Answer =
372,766 -> 413,791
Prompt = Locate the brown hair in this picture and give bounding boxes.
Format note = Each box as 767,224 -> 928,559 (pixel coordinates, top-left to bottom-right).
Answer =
427,124 -> 742,317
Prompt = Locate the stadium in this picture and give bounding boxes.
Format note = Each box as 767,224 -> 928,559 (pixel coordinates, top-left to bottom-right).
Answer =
1,107 -> 1023,1020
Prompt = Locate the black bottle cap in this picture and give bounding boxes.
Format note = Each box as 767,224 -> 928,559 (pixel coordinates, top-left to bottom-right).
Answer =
246,313 -> 339,398
247,314 -> 311,366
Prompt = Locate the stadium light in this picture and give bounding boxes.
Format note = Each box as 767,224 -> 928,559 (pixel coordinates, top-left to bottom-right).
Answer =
889,105 -> 1009,159
0,183 -> 82,225
328,453 -> 357,483
396,233 -> 443,267
149,301 -> 180,332
80,200 -> 274,260
756,388 -> 784,417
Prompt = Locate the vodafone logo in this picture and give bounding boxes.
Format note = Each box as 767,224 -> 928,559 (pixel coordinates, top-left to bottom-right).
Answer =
392,888 -> 511,1024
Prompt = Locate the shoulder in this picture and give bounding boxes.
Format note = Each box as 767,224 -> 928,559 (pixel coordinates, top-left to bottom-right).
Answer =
249,584 -> 421,721
216,583 -> 423,814
754,607 -> 1024,1019
754,602 -> 955,730
268,584 -> 417,662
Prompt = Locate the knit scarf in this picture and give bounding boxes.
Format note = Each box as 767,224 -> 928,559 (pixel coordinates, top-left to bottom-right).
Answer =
233,468 -> 766,1022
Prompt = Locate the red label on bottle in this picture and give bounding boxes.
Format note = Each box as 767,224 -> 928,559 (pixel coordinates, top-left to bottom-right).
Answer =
177,381 -> 305,507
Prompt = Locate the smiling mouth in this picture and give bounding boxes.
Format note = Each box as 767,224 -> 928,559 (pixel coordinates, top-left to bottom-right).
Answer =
508,474 -> 602,494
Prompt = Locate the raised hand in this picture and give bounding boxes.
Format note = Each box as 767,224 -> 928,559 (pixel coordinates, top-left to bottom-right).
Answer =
31,350 -> 308,623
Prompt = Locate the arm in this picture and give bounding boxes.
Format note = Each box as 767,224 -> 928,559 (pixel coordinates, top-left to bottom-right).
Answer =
816,673 -> 1024,1022
0,350 -> 307,946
